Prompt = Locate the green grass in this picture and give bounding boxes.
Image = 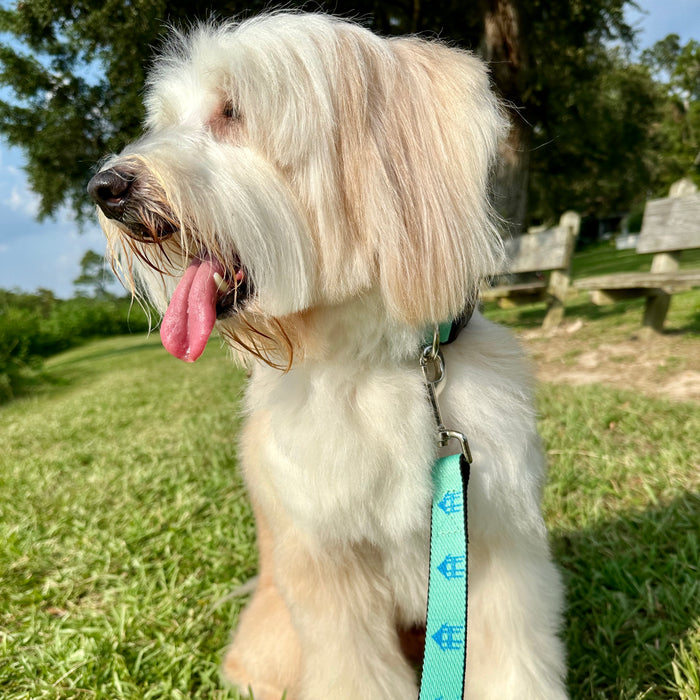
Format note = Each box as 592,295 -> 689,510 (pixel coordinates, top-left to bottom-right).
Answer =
539,384 -> 700,699
571,241 -> 700,279
0,336 -> 252,699
1,330 -> 698,698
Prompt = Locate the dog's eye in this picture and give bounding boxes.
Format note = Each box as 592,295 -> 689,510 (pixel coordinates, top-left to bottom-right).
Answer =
222,101 -> 240,120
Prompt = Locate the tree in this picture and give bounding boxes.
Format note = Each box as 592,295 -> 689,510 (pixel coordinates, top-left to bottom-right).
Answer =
642,35 -> 700,101
0,0 -> 261,221
478,0 -> 647,228
641,35 -> 700,193
1,0 -> 637,231
529,46 -> 662,223
73,249 -> 112,298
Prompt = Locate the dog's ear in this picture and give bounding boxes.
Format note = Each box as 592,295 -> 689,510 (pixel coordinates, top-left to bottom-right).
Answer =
338,36 -> 508,326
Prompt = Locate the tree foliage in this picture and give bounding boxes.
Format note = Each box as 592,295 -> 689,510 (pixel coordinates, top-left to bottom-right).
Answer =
640,35 -> 700,194
0,0 -> 251,220
73,248 -> 114,297
642,34 -> 700,101
478,0 -> 636,227
0,0 -> 653,229
530,46 -> 663,222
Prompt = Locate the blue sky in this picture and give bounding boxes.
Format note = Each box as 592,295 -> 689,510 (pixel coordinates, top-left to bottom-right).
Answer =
1,0 -> 699,298
0,148 -> 112,297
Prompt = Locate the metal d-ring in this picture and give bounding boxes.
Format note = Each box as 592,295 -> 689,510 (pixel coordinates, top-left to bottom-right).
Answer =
441,429 -> 473,464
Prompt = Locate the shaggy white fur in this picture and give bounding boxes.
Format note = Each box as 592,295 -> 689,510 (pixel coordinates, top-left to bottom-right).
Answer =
88,12 -> 568,699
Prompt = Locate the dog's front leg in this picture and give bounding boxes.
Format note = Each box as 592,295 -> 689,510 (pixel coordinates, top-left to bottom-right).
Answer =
224,499 -> 302,700
464,534 -> 569,699
274,529 -> 418,700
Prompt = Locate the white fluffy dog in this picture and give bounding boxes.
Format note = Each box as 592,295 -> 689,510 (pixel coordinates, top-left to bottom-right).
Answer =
88,13 -> 567,699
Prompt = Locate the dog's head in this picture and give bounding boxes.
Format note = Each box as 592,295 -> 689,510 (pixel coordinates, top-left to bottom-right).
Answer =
89,13 -> 507,366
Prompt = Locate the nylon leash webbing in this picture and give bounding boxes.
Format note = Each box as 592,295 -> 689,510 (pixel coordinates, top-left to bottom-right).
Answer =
418,319 -> 472,700
419,452 -> 470,700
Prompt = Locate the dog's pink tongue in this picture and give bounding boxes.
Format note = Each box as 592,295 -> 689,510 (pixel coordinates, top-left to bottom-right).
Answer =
161,256 -> 224,362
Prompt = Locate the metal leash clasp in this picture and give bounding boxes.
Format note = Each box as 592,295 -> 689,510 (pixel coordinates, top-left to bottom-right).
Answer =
420,325 -> 472,464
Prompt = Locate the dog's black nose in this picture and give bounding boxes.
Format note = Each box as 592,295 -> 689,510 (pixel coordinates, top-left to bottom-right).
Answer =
87,168 -> 134,220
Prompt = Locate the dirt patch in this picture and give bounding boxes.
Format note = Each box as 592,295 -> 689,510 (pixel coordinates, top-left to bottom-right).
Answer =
518,320 -> 700,403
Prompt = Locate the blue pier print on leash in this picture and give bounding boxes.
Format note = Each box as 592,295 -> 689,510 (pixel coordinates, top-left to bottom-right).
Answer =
436,554 -> 466,581
419,452 -> 469,700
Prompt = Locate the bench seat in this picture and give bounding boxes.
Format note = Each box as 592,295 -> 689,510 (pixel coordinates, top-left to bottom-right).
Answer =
573,186 -> 700,333
575,269 -> 700,293
482,281 -> 546,301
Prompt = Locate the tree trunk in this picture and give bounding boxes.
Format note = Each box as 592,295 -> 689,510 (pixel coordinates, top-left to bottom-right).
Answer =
493,122 -> 532,236
412,0 -> 421,32
480,0 -> 532,235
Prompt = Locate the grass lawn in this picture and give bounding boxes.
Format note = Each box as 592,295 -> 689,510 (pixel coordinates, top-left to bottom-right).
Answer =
0,336 -> 251,699
539,384 -> 699,699
1,280 -> 699,698
570,241 -> 700,279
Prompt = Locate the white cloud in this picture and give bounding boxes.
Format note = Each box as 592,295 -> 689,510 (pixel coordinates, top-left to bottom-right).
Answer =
5,184 -> 40,217
1,150 -> 40,217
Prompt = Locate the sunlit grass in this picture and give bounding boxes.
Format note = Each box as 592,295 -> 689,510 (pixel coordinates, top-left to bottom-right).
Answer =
539,383 -> 700,699
571,241 -> 700,279
0,336 -> 251,699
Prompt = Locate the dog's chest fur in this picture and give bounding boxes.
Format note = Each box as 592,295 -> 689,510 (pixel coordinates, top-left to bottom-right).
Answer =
245,355 -> 436,548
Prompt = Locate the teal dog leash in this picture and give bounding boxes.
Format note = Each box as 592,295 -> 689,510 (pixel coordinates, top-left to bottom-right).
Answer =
420,452 -> 470,700
419,322 -> 472,700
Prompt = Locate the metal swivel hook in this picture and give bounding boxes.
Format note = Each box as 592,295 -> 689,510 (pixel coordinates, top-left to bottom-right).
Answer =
420,325 -> 472,463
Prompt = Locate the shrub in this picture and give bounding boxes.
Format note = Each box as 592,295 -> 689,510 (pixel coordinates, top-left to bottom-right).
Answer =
0,291 -> 151,402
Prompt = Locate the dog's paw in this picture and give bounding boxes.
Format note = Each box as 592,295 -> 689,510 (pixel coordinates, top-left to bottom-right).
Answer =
223,655 -> 293,700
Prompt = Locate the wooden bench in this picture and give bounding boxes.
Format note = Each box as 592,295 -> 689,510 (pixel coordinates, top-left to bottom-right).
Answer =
574,187 -> 700,334
483,211 -> 580,330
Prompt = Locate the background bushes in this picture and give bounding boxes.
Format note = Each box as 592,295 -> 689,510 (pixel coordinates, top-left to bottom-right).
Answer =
0,289 -> 151,401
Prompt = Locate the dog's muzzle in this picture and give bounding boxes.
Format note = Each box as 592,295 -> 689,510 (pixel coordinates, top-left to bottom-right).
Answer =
87,167 -> 176,243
